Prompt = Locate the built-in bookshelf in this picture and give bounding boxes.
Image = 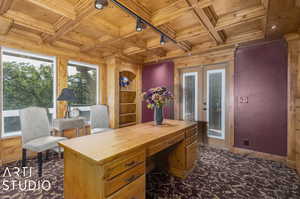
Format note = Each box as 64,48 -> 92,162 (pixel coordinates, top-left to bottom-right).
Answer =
119,71 -> 137,128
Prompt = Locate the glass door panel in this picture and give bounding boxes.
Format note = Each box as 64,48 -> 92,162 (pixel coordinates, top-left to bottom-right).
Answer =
207,69 -> 225,139
182,72 -> 198,121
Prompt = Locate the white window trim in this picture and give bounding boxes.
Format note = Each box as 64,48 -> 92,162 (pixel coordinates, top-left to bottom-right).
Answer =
1,47 -> 57,138
68,60 -> 100,105
206,69 -> 226,140
182,72 -> 198,121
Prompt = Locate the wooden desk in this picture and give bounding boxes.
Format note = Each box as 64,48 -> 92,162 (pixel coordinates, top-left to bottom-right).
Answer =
59,120 -> 198,199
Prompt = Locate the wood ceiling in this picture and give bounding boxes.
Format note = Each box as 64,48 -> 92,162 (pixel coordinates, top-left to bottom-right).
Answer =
0,0 -> 299,63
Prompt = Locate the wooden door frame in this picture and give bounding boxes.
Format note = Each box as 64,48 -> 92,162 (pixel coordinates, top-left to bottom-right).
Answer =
177,58 -> 233,148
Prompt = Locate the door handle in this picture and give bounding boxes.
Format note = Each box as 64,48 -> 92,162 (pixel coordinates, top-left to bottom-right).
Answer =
239,97 -> 248,103
203,108 -> 207,111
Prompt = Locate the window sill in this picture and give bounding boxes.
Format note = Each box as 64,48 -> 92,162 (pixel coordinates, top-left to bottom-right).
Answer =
1,131 -> 22,139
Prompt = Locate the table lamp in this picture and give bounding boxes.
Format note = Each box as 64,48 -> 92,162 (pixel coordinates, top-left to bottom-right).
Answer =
57,88 -> 77,118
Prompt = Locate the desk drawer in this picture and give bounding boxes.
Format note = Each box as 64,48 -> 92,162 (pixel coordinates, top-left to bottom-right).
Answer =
186,126 -> 198,138
103,151 -> 145,180
105,162 -> 145,197
186,133 -> 198,146
107,175 -> 145,199
147,132 -> 184,156
186,141 -> 198,169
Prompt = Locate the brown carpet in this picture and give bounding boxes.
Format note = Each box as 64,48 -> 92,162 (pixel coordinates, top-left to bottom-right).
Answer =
1,146 -> 300,199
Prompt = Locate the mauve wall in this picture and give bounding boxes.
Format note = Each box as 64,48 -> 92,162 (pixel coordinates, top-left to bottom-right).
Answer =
234,39 -> 288,156
142,61 -> 174,122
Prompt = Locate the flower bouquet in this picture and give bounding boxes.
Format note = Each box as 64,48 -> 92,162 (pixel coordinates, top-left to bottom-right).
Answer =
142,87 -> 174,125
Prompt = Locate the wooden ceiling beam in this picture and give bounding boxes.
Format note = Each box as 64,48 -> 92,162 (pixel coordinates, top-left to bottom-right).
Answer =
42,0 -> 98,43
297,0 -> 300,8
0,16 -> 12,35
185,0 -> 226,44
61,32 -> 95,47
176,26 -> 207,42
4,10 -> 55,35
25,0 -> 76,20
146,30 -> 264,63
151,0 -> 192,27
10,27 -> 42,44
261,0 -> 269,9
0,0 -> 13,15
215,6 -> 266,31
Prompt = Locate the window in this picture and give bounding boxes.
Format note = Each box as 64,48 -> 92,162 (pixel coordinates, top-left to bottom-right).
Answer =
1,48 -> 56,136
207,69 -> 225,139
182,72 -> 198,121
67,61 -> 99,121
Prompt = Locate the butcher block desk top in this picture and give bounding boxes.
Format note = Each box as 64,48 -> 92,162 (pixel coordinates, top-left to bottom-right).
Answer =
58,120 -> 196,165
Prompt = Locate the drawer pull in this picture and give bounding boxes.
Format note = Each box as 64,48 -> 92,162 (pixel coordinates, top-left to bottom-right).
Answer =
125,175 -> 138,183
125,161 -> 136,167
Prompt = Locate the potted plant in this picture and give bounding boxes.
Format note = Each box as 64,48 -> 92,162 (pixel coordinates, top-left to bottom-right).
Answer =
142,87 -> 174,125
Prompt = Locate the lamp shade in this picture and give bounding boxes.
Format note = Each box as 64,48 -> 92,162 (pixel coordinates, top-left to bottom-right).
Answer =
57,88 -> 77,102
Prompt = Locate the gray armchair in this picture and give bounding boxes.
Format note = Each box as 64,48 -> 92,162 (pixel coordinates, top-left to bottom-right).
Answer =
90,105 -> 113,134
20,107 -> 67,177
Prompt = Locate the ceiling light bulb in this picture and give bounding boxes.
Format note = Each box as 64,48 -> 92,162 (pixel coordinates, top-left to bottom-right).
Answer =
95,0 -> 108,10
136,18 -> 143,32
160,35 -> 166,45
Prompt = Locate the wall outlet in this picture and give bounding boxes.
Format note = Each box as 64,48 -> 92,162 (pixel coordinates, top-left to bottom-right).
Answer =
243,139 -> 250,146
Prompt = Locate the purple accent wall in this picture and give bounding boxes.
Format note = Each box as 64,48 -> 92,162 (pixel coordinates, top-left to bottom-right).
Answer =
234,39 -> 288,156
142,61 -> 174,122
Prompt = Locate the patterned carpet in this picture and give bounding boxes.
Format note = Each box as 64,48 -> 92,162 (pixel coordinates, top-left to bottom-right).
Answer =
1,146 -> 300,199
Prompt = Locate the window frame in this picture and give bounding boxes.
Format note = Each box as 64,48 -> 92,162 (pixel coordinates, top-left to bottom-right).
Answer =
182,72 -> 198,121
67,60 -> 100,115
1,47 -> 57,137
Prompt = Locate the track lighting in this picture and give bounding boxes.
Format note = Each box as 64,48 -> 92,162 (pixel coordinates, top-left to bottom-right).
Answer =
136,17 -> 143,32
160,35 -> 166,45
95,0 -> 108,10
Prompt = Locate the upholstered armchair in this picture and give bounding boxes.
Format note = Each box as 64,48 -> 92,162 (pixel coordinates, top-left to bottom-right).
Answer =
90,105 -> 113,134
19,107 -> 67,177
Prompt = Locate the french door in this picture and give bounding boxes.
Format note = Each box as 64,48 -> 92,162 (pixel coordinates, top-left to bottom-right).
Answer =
181,64 -> 226,140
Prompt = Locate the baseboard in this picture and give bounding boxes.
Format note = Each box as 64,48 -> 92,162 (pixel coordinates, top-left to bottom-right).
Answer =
230,147 -> 287,163
286,159 -> 296,169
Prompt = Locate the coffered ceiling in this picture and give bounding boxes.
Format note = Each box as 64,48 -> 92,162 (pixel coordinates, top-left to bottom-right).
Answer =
0,0 -> 299,63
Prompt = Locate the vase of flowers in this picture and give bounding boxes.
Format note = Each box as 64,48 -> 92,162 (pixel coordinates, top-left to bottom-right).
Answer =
142,87 -> 174,125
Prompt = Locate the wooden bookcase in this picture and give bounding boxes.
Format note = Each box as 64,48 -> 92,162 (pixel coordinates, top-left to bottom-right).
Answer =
119,71 -> 137,127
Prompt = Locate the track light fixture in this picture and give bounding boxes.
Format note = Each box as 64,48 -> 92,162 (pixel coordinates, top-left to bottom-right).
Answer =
160,35 -> 166,45
95,0 -> 179,49
136,17 -> 143,32
95,0 -> 108,10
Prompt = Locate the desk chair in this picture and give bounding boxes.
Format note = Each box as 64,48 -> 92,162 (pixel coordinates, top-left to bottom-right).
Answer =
90,105 -> 113,134
20,107 -> 67,177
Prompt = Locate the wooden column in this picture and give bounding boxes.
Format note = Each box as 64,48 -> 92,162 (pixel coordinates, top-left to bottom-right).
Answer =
100,63 -> 107,105
285,33 -> 300,170
174,67 -> 181,120
0,46 -> 2,166
137,64 -> 142,123
56,56 -> 68,118
228,59 -> 235,148
106,56 -> 120,128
